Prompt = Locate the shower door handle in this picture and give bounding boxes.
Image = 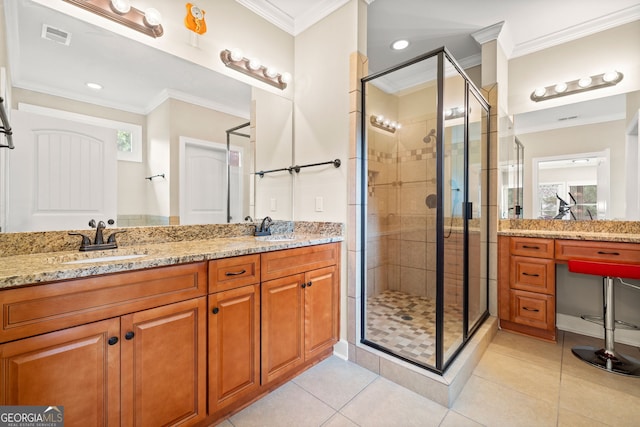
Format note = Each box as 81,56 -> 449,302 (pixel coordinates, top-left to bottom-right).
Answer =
465,202 -> 473,220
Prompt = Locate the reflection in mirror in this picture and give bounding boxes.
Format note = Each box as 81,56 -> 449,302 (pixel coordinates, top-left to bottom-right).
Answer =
533,152 -> 608,220
508,91 -> 639,220
1,0 -> 293,231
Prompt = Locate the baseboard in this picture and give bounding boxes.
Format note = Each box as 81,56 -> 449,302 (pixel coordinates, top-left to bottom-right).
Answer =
333,339 -> 349,360
557,313 -> 640,347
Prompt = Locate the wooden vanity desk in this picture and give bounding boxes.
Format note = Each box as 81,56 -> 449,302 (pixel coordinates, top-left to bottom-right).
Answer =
498,234 -> 640,342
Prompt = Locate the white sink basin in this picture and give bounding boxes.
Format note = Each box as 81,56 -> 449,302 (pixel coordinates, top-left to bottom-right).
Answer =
255,234 -> 297,242
62,254 -> 147,265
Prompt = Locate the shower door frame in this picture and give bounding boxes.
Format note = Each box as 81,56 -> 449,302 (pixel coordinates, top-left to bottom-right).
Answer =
359,47 -> 491,375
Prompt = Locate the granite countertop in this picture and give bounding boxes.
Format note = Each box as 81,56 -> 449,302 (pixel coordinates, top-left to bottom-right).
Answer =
0,233 -> 343,290
497,229 -> 640,243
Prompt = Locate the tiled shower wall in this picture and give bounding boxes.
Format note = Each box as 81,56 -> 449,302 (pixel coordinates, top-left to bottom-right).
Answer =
366,112 -> 439,300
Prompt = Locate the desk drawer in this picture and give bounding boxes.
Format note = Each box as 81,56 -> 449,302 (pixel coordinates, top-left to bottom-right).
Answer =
209,254 -> 260,293
555,240 -> 640,263
510,237 -> 554,259
509,290 -> 554,331
510,257 -> 555,294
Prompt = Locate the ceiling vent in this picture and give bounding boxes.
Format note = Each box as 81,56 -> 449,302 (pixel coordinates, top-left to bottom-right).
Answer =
41,24 -> 71,46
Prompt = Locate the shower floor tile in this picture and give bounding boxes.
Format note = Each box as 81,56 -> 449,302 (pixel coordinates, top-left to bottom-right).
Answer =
366,290 -> 463,366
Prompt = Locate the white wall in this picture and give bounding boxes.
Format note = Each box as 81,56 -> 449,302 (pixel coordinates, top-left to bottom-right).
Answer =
293,2 -> 355,222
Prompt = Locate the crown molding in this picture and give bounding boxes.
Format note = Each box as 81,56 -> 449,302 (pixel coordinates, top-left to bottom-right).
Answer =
145,89 -> 250,119
235,0 -> 349,36
511,4 -> 640,58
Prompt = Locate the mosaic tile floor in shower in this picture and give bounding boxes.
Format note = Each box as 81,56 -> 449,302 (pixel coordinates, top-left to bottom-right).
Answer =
366,290 -> 464,366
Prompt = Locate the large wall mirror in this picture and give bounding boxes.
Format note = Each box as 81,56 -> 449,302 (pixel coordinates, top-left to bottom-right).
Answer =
1,0 -> 293,232
501,91 -> 640,221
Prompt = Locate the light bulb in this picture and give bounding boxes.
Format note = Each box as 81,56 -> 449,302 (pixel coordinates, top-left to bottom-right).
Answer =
534,87 -> 546,97
603,70 -> 620,83
280,72 -> 292,84
390,121 -> 397,129
578,77 -> 592,88
554,82 -> 567,93
248,58 -> 261,71
229,49 -> 243,62
375,115 -> 384,123
396,123 -> 402,130
110,0 -> 131,14
264,67 -> 278,79
383,119 -> 390,126
144,8 -> 162,27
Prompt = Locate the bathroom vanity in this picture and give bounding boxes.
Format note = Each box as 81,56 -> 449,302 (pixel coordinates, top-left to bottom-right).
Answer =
498,220 -> 640,342
0,228 -> 342,426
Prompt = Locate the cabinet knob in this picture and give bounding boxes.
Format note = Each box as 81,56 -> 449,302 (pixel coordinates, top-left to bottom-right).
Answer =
125,331 -> 135,340
212,307 -> 220,314
108,336 -> 119,346
301,283 -> 306,288
307,281 -> 313,287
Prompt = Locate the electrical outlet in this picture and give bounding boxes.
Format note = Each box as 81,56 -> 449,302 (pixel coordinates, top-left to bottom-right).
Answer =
315,196 -> 324,212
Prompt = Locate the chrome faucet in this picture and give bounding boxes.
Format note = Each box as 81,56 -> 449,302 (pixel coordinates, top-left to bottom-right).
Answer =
255,216 -> 273,236
69,219 -> 124,251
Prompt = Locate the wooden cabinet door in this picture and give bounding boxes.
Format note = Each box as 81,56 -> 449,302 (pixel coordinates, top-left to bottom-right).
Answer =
261,274 -> 305,385
304,265 -> 339,360
121,297 -> 207,427
0,318 -> 121,427
209,284 -> 260,413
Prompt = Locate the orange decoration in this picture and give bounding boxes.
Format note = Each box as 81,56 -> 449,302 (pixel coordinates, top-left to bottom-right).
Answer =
185,3 -> 206,35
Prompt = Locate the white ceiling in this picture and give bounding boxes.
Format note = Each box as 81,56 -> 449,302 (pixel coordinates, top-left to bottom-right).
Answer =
4,0 -> 639,123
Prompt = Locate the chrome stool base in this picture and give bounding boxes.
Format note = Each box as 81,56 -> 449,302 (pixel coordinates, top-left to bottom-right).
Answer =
572,345 -> 640,377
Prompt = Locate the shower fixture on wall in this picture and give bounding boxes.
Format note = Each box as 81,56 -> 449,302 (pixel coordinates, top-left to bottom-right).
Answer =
423,128 -> 436,143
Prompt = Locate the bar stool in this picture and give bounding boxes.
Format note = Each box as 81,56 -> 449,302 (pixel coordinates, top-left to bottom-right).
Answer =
567,260 -> 640,376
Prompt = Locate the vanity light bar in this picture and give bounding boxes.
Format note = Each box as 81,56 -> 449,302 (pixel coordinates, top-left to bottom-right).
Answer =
370,114 -> 401,133
220,49 -> 291,90
530,71 -> 623,102
62,0 -> 163,38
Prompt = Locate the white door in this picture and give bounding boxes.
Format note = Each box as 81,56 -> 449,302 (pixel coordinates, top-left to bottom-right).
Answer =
180,138 -> 228,224
6,110 -> 117,232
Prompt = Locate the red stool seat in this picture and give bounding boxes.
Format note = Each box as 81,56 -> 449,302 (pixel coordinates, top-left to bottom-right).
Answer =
567,259 -> 640,376
568,260 -> 640,280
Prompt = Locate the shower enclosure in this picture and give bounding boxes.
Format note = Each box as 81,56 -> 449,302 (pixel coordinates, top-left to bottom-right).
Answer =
226,122 -> 252,223
360,47 -> 490,373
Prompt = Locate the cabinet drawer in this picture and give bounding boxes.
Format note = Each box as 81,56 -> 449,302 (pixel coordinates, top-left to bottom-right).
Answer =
0,262 -> 207,343
261,243 -> 340,282
509,237 -> 554,259
555,240 -> 640,263
209,254 -> 260,293
510,256 -> 555,294
509,290 -> 554,331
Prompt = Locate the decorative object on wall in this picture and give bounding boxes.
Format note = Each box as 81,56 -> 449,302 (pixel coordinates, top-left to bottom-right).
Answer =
184,3 -> 206,34
370,114 -> 401,133
530,71 -> 623,102
220,49 -> 292,90
146,173 -> 165,181
62,0 -> 164,38
0,97 -> 13,149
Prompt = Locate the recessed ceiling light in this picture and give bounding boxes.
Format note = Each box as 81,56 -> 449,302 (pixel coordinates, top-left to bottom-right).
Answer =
391,39 -> 409,50
86,82 -> 103,90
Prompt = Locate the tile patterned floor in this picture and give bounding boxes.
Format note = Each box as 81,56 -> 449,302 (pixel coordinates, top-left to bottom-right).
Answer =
217,329 -> 640,427
366,290 -> 463,366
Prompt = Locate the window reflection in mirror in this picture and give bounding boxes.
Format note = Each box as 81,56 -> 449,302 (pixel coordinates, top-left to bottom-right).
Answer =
533,153 -> 608,220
